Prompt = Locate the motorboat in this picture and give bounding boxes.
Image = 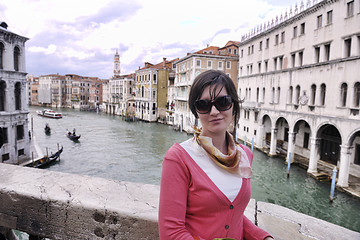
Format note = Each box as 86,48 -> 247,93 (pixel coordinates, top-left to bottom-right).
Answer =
37,109 -> 62,119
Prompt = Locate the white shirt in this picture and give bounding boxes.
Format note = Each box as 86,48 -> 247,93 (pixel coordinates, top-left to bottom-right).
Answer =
180,138 -> 243,202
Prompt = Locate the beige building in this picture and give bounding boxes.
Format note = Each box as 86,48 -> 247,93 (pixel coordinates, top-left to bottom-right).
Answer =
173,42 -> 240,132
134,58 -> 177,122
237,0 -> 360,187
0,22 -> 31,164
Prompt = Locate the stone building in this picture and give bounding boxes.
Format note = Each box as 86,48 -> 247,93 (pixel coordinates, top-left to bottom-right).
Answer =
237,0 -> 360,187
134,58 -> 177,122
0,22 -> 31,164
173,42 -> 240,132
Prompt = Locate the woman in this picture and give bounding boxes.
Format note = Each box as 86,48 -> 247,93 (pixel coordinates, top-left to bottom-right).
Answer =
159,70 -> 273,240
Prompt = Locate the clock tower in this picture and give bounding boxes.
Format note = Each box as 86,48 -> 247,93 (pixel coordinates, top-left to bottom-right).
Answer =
114,49 -> 120,77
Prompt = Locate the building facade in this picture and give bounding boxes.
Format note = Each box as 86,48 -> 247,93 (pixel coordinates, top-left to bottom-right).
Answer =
0,22 -> 31,164
237,0 -> 360,187
173,43 -> 239,132
134,58 -> 177,122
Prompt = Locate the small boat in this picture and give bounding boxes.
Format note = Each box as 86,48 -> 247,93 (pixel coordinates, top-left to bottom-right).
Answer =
66,131 -> 81,141
44,123 -> 51,134
37,109 -> 62,119
27,146 -> 63,168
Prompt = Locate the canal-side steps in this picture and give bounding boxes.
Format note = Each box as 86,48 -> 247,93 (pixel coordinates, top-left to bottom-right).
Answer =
0,163 -> 359,240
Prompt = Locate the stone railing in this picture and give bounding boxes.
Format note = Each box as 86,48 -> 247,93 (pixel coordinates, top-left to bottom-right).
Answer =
0,163 -> 359,239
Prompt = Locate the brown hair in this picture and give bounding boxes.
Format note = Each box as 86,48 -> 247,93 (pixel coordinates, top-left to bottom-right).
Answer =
189,70 -> 240,125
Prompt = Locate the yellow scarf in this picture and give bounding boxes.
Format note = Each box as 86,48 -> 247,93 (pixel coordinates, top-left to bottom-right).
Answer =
193,126 -> 251,178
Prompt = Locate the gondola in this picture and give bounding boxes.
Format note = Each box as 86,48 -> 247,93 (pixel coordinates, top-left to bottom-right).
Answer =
28,146 -> 63,168
44,123 -> 51,135
66,131 -> 81,140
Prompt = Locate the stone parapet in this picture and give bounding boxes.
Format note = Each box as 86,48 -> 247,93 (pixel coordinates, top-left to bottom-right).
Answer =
0,163 -> 359,239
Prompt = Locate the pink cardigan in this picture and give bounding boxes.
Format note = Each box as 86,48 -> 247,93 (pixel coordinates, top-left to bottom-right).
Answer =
159,143 -> 272,240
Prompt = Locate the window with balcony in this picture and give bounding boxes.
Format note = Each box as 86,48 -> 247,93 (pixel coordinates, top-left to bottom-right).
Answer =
340,83 -> 348,107
344,38 -> 352,57
324,44 -> 331,61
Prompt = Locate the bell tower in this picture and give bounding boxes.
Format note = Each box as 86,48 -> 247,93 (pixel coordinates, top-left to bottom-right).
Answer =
114,49 -> 120,77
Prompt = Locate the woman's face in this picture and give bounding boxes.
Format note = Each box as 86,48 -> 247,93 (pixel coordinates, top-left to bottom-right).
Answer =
197,85 -> 233,138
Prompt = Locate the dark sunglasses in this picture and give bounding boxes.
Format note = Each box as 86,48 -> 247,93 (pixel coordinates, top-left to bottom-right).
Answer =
194,95 -> 233,114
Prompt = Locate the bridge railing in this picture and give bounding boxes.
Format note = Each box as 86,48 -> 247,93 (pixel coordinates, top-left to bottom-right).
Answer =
0,163 -> 159,239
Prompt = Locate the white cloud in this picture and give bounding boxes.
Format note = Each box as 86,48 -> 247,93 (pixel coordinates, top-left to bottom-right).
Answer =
0,0 -> 297,78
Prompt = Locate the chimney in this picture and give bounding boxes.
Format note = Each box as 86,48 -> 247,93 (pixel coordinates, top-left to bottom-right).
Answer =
163,58 -> 167,68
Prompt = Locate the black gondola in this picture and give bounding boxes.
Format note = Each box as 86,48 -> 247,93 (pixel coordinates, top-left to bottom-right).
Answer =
44,123 -> 51,134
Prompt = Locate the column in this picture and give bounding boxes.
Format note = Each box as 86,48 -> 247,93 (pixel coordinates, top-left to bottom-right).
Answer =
351,35 -> 358,57
269,127 -> 278,156
256,125 -> 265,149
337,145 -> 352,187
308,137 -> 321,173
286,132 -> 296,163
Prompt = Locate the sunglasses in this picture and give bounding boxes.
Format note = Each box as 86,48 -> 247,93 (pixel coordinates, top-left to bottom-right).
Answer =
194,95 -> 233,114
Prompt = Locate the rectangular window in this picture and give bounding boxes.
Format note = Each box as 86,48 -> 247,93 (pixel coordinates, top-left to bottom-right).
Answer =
274,58 -> 278,71
303,132 -> 310,149
0,128 -> 8,145
241,49 -> 243,58
327,10 -> 333,25
300,23 -> 305,34
293,26 -> 297,38
196,60 -> 201,67
291,53 -> 296,67
275,34 -> 279,45
355,144 -> 360,165
16,125 -> 24,140
324,44 -> 331,61
279,56 -> 283,70
281,32 -> 285,43
317,15 -> 322,28
259,41 -> 263,50
347,1 -> 354,17
207,61 -> 212,68
299,51 -> 304,66
315,46 -> 320,63
248,46 -> 251,55
218,61 -> 223,69
266,38 -> 269,48
251,45 -> 254,54
226,61 -> 231,69
345,38 -> 352,57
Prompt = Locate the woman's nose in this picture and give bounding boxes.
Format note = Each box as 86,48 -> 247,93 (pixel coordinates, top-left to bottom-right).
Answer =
209,105 -> 219,115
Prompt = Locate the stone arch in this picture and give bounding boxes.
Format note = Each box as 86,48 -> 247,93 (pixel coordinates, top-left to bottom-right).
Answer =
14,45 -> 21,71
275,116 -> 290,153
347,129 -> 360,169
261,114 -> 272,146
293,119 -> 312,151
316,123 -> 342,165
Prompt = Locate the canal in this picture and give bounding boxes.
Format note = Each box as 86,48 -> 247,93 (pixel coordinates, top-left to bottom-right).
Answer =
28,106 -> 360,233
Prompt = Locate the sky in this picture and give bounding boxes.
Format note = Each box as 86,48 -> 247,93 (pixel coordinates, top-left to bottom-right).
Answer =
0,0 -> 297,79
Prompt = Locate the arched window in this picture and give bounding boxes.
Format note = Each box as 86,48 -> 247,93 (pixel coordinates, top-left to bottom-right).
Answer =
340,83 -> 347,107
15,82 -> 21,110
0,42 -> 4,69
0,81 -> 6,111
249,88 -> 251,100
277,87 -> 281,103
256,87 -> 259,102
262,87 -> 266,103
354,82 -> 360,107
271,87 -> 275,103
295,85 -> 301,104
141,86 -> 144,98
14,46 -> 20,71
320,83 -> 326,106
288,86 -> 293,104
310,84 -> 316,105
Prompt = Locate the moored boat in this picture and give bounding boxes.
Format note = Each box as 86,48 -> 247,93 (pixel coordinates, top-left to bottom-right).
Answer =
24,146 -> 63,168
37,109 -> 62,119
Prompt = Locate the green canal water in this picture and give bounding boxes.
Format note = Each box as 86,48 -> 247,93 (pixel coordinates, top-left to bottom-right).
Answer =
25,106 -> 360,233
